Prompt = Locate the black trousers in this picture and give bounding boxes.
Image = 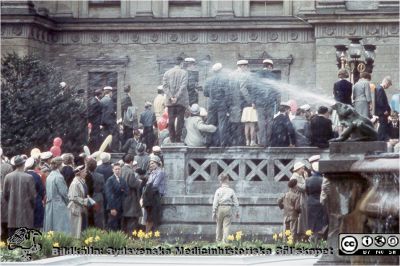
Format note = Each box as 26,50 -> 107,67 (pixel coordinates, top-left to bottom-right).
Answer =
107,210 -> 122,231
167,105 -> 186,143
89,123 -> 101,152
378,115 -> 389,141
206,109 -> 229,147
228,122 -> 245,146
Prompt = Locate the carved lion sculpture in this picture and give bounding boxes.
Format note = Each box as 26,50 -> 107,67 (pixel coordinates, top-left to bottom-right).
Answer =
330,102 -> 378,142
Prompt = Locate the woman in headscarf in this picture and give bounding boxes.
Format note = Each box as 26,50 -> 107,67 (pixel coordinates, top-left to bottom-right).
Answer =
43,157 -> 70,234
68,165 -> 89,238
141,155 -> 166,232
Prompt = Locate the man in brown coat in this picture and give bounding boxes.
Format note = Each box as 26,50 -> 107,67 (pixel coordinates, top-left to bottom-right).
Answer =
278,179 -> 301,242
3,155 -> 36,237
0,148 -> 13,241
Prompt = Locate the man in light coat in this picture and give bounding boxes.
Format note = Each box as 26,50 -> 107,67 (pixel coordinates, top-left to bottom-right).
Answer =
121,154 -> 142,234
68,166 -> 89,238
184,104 -> 217,147
353,72 -> 372,118
3,156 -> 36,237
162,56 -> 189,142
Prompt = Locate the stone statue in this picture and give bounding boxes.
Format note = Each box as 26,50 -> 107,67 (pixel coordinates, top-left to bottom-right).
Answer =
330,102 -> 378,142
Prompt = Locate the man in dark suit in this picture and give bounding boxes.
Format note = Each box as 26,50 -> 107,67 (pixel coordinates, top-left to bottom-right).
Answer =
270,103 -> 296,147
333,69 -> 352,105
375,76 -> 392,141
310,106 -> 334,148
105,163 -> 128,231
88,89 -> 103,151
100,86 -> 118,151
305,160 -> 328,239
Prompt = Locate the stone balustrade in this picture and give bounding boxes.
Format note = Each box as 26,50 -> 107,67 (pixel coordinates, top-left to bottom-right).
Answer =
158,145 -> 328,240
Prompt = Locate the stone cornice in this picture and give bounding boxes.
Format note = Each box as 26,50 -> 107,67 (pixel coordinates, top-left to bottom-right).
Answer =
1,15 -> 313,31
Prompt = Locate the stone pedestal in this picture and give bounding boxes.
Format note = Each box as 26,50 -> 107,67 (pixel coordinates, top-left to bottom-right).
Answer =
316,141 -> 399,265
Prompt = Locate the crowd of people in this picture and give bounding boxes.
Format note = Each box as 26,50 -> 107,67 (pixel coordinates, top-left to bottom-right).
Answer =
85,56 -> 398,154
0,146 -> 166,241
0,56 -> 398,244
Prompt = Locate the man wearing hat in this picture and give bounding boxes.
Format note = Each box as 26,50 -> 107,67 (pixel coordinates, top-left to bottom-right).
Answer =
290,161 -> 308,238
141,155 -> 166,232
150,146 -> 164,165
3,155 -> 36,237
134,143 -> 150,174
375,76 -> 393,141
40,151 -> 53,169
310,106 -> 334,148
184,104 -> 217,147
100,86 -> 118,151
203,63 -> 230,147
96,152 -> 113,181
305,156 -> 328,240
121,85 -> 134,144
270,103 -> 296,147
121,154 -> 142,234
162,56 -> 189,143
184,58 -> 200,105
25,157 -> 45,230
153,85 -> 166,123
255,59 -> 281,146
139,101 -> 157,153
88,88 -> 103,151
227,60 -> 251,146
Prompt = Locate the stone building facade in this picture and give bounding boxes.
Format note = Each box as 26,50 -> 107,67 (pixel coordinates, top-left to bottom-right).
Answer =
1,0 -> 399,115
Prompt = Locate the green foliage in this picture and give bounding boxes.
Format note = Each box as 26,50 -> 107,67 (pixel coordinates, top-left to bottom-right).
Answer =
1,52 -> 87,156
94,231 -> 128,250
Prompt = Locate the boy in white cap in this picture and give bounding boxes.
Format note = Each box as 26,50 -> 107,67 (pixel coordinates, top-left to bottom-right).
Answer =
153,85 -> 166,123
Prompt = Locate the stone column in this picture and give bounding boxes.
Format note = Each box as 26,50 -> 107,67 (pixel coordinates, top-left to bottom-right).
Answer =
283,0 -> 293,16
135,0 -> 153,17
162,145 -> 188,196
120,0 -> 131,17
78,0 -> 89,18
216,0 -> 234,18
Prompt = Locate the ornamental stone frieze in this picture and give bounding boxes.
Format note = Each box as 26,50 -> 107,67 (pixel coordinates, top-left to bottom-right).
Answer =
315,23 -> 399,38
1,24 -> 315,45
51,29 -> 315,45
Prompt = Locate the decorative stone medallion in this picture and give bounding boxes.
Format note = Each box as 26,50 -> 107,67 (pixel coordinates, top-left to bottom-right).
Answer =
270,32 -> 279,41
290,32 -> 298,40
229,33 -> 238,41
91,34 -> 100,42
249,32 -> 258,41
12,26 -> 22,36
150,33 -> 159,42
71,33 -> 80,43
209,33 -> 218,41
131,33 -> 139,42
189,33 -> 198,41
111,33 -> 119,43
169,33 -> 178,42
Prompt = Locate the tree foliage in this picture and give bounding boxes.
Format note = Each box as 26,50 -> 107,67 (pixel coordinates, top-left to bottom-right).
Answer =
1,53 -> 87,156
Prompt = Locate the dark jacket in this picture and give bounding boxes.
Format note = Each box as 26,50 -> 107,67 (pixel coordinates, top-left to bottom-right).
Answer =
121,165 -> 142,217
27,170 -> 45,228
306,172 -> 327,233
333,79 -> 352,105
270,113 -> 296,147
134,153 -> 150,173
122,138 -> 139,157
375,85 -> 391,116
291,116 -> 311,147
204,71 -> 230,111
88,97 -> 102,126
310,115 -> 334,148
100,95 -> 116,127
121,92 -> 133,119
140,108 -> 157,128
96,163 -> 113,183
104,175 -> 128,211
187,70 -> 199,105
61,165 -> 74,188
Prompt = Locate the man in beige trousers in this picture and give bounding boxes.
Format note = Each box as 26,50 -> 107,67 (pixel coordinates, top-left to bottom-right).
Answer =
212,173 -> 239,242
